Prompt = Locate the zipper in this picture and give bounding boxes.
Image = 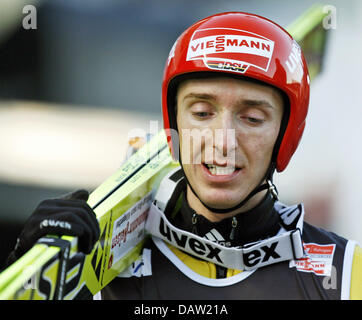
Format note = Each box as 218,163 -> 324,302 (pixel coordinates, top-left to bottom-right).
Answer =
216,217 -> 238,279
229,217 -> 238,241
191,213 -> 198,235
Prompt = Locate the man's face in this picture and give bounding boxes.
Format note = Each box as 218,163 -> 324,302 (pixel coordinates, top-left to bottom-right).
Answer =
176,76 -> 284,214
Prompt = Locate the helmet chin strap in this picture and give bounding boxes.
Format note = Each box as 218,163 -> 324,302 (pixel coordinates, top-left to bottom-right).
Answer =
178,150 -> 278,214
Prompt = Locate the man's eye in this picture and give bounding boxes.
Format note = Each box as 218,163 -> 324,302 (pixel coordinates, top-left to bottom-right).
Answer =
242,116 -> 264,124
193,112 -> 211,118
248,117 -> 263,123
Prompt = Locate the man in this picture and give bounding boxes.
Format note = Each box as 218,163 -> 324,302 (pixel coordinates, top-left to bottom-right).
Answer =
7,12 -> 362,299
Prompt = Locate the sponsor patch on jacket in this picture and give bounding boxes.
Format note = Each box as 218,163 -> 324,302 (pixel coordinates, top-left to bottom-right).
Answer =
289,242 -> 336,276
186,28 -> 275,74
109,192 -> 152,269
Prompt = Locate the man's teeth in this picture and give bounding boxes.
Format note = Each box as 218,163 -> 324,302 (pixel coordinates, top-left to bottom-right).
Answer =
206,164 -> 236,175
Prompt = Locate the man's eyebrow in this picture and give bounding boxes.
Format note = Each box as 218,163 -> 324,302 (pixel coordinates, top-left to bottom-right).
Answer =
182,93 -> 217,101
242,99 -> 274,109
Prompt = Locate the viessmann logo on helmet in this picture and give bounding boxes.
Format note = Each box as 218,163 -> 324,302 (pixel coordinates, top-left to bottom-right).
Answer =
186,28 -> 275,74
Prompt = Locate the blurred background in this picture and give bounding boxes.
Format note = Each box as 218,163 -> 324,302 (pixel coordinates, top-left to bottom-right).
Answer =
0,0 -> 361,267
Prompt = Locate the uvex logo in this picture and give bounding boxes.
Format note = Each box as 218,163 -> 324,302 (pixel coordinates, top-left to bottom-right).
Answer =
243,242 -> 281,268
159,218 -> 223,264
158,216 -> 282,269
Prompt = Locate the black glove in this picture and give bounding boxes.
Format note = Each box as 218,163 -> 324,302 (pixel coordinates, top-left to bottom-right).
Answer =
6,189 -> 100,266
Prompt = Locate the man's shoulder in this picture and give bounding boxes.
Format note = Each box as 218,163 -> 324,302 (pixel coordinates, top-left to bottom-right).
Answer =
300,219 -> 362,300
275,199 -> 348,246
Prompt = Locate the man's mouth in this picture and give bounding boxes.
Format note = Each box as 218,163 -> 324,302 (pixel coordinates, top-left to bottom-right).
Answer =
203,163 -> 240,176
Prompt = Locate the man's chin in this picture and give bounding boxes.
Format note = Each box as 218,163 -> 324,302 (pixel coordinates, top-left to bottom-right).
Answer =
200,195 -> 241,211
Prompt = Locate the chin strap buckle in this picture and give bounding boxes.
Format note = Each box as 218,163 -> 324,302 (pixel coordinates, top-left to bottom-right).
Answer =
267,180 -> 279,200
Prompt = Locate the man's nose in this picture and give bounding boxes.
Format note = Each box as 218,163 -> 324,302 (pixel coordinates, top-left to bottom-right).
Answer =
214,115 -> 237,158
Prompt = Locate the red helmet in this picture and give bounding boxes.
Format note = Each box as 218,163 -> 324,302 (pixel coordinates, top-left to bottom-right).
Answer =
162,12 -> 310,172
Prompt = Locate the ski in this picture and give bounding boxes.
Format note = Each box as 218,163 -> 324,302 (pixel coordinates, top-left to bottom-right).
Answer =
287,3 -> 330,81
0,4 -> 330,299
0,130 -> 178,299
